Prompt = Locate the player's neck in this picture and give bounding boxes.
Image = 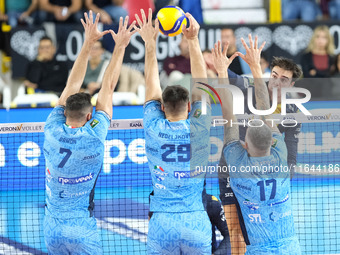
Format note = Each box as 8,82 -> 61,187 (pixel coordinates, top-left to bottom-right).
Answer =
248,149 -> 270,157
166,113 -> 188,122
65,119 -> 86,128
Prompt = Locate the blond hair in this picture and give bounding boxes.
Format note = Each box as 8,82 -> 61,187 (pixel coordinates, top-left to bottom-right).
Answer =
307,25 -> 335,55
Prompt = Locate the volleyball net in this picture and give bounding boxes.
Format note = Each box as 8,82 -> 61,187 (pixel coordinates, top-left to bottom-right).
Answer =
0,108 -> 339,254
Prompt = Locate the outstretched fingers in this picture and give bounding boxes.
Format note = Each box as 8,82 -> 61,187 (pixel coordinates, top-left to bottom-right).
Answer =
240,38 -> 249,51
259,41 -> 266,51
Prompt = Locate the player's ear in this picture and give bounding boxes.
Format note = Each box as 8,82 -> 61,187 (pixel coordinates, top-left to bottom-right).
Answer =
290,81 -> 295,87
187,101 -> 191,113
161,104 -> 165,112
86,112 -> 92,121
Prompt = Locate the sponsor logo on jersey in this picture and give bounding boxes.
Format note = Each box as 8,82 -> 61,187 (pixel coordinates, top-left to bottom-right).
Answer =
90,119 -> 99,128
236,183 -> 251,191
58,173 -> 93,185
248,214 -> 265,223
269,210 -> 292,222
271,138 -> 278,148
155,183 -> 166,189
268,193 -> 289,207
83,152 -> 100,160
243,200 -> 259,210
174,170 -> 202,179
59,190 -> 90,198
193,109 -> 202,118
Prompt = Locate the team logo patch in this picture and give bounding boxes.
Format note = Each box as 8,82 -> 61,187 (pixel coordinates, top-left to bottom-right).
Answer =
90,119 -> 99,128
271,138 -> 278,148
193,109 -> 202,118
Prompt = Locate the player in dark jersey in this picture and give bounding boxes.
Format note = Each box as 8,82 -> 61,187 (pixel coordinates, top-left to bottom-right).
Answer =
213,36 -> 301,254
43,12 -> 136,254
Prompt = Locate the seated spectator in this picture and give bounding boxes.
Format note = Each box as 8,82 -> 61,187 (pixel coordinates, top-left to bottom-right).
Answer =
82,40 -> 109,95
39,0 -> 82,23
221,28 -> 250,75
5,0 -> 39,27
282,0 -> 321,21
299,26 -> 335,98
301,25 -> 334,78
330,53 -> 340,96
82,41 -> 145,96
202,50 -> 217,78
85,0 -> 128,25
24,36 -> 69,95
161,36 -> 191,89
328,0 -> 340,19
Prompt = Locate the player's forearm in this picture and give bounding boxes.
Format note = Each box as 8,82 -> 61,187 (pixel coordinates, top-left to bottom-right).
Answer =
59,41 -> 92,105
101,45 -> 125,92
144,42 -> 162,101
188,38 -> 206,79
251,65 -> 270,111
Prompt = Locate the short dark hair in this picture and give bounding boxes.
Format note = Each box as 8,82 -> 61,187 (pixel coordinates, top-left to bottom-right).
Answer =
40,36 -> 53,44
65,93 -> 92,120
162,85 -> 189,115
270,57 -> 302,81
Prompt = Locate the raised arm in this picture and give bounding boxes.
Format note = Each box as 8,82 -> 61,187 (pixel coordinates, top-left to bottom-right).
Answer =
58,11 -> 109,106
134,8 -> 162,103
181,13 -> 206,103
212,41 -> 246,254
212,41 -> 239,144
95,17 -> 136,118
237,34 -> 279,132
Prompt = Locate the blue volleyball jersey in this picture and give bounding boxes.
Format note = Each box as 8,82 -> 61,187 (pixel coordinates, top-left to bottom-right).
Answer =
44,106 -> 110,219
223,132 -> 300,252
143,100 -> 211,213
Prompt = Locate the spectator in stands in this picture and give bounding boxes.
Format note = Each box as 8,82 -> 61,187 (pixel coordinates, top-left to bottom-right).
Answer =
39,0 -> 83,23
5,0 -> 39,27
85,0 -> 128,25
282,0 -> 321,21
331,53 -> 340,96
328,0 -> 340,19
301,25 -> 334,78
82,40 -> 145,96
82,40 -> 109,95
221,28 -> 250,75
202,50 -> 217,78
24,36 -> 69,95
331,53 -> 340,77
161,36 -> 191,88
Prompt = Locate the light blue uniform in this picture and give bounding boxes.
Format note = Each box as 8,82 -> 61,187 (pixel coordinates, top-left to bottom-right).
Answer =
223,132 -> 301,255
43,105 -> 110,255
144,100 -> 212,255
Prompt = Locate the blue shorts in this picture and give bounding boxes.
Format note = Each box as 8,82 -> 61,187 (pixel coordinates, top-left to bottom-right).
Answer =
44,215 -> 102,255
147,211 -> 212,255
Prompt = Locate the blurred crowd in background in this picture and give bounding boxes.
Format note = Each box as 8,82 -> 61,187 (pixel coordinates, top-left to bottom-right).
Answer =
0,0 -> 339,108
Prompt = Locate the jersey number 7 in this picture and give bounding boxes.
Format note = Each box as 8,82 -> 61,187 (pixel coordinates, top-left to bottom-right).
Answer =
58,148 -> 72,168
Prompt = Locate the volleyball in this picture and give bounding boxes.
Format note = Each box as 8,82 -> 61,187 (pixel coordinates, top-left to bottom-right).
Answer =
156,6 -> 187,37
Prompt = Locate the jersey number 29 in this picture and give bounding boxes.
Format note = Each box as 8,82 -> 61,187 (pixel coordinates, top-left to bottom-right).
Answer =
161,144 -> 191,162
